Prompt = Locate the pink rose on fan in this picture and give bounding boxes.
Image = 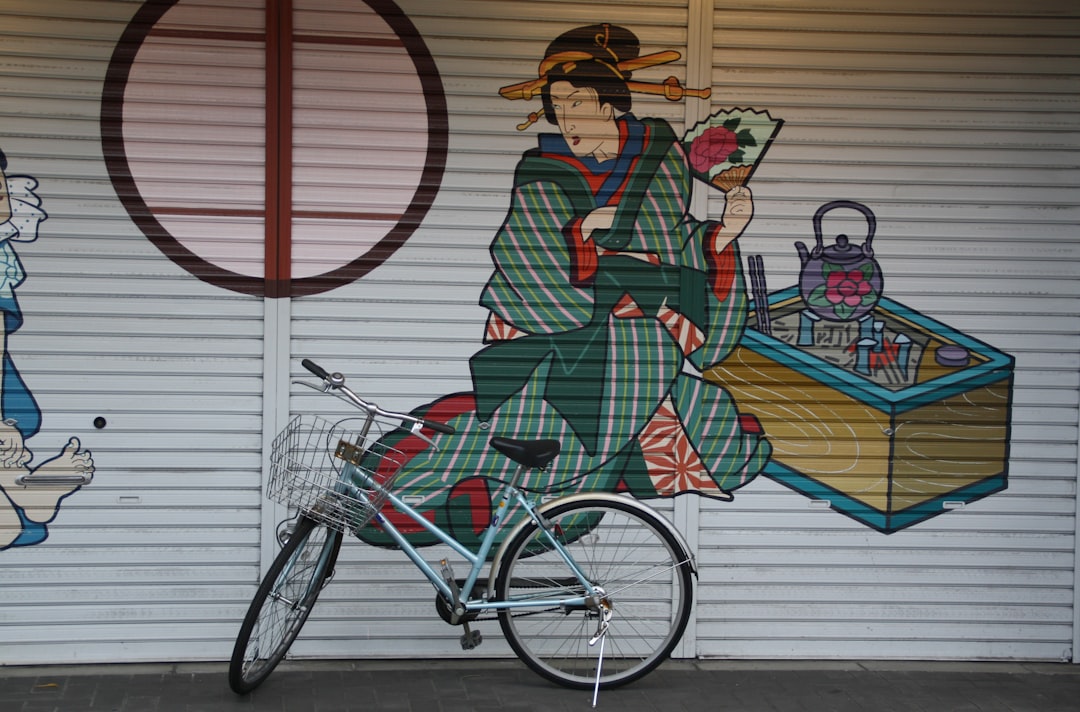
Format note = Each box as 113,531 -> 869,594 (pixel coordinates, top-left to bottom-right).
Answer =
688,126 -> 740,173
825,269 -> 873,307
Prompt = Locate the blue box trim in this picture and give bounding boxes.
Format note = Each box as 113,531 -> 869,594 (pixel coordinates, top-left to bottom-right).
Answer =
763,459 -> 1008,533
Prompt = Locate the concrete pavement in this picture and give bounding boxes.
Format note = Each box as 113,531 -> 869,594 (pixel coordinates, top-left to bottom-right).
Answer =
2,659 -> 1080,712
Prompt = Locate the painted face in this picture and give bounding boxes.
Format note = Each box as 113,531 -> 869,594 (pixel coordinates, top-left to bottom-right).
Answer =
549,80 -> 620,162
0,165 -> 10,225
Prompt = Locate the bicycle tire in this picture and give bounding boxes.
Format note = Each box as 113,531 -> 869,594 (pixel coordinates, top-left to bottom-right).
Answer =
229,516 -> 343,694
494,496 -> 693,689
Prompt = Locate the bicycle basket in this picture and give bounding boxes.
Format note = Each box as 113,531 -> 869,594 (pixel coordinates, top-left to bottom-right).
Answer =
266,414 -> 406,534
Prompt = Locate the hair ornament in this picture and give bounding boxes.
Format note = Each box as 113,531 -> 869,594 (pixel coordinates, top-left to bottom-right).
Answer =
499,24 -> 711,130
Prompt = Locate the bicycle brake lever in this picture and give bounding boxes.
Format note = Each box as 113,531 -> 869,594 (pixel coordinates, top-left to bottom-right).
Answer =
292,379 -> 334,395
408,421 -> 441,450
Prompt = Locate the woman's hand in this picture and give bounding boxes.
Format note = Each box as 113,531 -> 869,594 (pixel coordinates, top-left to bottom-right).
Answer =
721,186 -> 753,240
582,205 -> 616,241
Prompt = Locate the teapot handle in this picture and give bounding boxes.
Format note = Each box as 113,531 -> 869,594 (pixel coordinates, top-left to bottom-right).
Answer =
812,200 -> 877,257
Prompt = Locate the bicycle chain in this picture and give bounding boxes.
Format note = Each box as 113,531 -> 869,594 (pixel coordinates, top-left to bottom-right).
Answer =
470,606 -> 562,623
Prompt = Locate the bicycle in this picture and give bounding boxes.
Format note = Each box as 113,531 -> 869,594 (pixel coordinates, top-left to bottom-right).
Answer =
229,359 -> 696,700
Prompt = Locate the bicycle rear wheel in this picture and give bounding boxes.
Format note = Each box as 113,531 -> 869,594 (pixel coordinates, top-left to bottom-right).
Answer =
229,516 -> 342,694
495,497 -> 693,689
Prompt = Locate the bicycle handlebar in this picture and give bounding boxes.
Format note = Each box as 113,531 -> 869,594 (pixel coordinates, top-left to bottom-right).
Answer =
301,358 -> 330,381
300,358 -> 456,436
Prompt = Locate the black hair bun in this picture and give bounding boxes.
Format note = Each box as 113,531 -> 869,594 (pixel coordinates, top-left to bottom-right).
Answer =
544,24 -> 640,73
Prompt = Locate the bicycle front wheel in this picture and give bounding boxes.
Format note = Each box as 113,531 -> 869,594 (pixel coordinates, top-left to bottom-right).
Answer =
495,497 -> 693,689
229,516 -> 343,694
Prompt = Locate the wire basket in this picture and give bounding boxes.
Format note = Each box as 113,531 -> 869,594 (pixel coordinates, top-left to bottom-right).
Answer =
266,414 -> 407,534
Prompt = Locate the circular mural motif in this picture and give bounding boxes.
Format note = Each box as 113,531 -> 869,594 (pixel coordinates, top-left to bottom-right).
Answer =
102,0 -> 447,297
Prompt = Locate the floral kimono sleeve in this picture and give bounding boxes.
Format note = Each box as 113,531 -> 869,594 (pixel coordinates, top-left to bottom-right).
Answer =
479,180 -> 595,335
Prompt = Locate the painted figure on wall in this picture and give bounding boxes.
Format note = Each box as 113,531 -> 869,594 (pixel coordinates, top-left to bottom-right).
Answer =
0,147 -> 95,551
361,24 -> 772,548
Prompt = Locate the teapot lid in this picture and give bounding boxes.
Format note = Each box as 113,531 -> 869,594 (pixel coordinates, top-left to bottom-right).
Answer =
821,234 -> 863,263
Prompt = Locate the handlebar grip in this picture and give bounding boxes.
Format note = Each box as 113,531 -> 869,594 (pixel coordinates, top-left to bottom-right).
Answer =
424,420 -> 456,435
301,358 -> 330,380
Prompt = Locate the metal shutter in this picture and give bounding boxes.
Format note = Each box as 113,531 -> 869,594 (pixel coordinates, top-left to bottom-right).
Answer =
0,0 -> 266,661
694,0 -> 1079,661
0,0 -> 1076,666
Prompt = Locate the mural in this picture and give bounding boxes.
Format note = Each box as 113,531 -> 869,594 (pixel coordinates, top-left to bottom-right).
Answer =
92,5 -> 1014,543
358,22 -> 1013,542
360,24 -> 778,549
0,148 -> 95,551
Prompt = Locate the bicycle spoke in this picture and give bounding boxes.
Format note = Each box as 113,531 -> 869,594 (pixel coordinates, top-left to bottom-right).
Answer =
229,518 -> 342,694
496,498 -> 692,690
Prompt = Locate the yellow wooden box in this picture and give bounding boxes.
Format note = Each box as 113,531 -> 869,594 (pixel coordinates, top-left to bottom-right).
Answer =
709,288 -> 1013,533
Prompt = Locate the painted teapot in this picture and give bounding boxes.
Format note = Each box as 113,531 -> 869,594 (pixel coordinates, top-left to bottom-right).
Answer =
795,200 -> 883,322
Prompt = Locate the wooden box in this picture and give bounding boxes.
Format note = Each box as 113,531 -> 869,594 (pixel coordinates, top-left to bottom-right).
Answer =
709,287 -> 1014,533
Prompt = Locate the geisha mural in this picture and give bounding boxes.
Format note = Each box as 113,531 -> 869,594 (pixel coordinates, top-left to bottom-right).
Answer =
0,148 -> 96,551
360,24 -> 779,548
361,22 -> 1012,542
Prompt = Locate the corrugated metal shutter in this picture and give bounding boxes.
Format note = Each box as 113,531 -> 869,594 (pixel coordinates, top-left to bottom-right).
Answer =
1,0 -> 1076,667
694,1 -> 1080,660
0,0 -> 267,662
291,0 -> 1080,661
291,0 -> 1080,663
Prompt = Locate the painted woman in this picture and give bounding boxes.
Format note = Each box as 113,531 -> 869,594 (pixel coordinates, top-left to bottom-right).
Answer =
0,147 -> 95,550
361,24 -> 770,548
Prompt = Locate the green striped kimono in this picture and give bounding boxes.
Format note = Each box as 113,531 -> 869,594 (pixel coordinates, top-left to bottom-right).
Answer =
360,115 -> 770,549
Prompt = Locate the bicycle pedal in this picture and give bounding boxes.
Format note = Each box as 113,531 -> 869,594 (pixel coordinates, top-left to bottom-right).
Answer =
459,629 -> 483,651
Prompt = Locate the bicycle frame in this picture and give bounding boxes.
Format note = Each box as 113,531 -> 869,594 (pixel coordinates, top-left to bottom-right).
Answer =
343,457 -> 595,615
292,364 -> 608,615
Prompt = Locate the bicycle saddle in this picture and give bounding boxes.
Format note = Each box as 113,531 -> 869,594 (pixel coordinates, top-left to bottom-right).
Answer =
489,437 -> 561,470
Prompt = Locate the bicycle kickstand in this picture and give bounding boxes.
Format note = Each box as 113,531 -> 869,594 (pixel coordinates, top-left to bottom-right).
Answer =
588,601 -> 614,707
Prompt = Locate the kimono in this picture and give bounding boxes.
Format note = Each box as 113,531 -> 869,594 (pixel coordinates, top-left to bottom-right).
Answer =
359,114 -> 769,549
0,173 -> 47,550
0,174 -> 44,439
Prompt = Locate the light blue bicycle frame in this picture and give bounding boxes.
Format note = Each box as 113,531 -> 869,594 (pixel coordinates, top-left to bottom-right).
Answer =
340,458 -> 595,614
